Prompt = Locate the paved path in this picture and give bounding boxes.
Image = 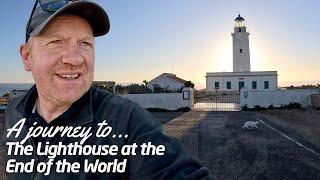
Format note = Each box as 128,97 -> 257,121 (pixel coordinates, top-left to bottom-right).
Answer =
161,111 -> 320,180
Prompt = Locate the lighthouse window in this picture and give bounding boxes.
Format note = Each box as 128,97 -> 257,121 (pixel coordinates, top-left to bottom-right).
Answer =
214,82 -> 220,89
252,81 -> 257,89
240,49 -> 243,53
239,81 -> 245,90
264,81 -> 269,89
226,82 -> 231,89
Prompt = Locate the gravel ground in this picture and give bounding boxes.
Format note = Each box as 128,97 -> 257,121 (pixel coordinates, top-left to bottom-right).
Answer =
162,111 -> 320,179
259,109 -> 320,145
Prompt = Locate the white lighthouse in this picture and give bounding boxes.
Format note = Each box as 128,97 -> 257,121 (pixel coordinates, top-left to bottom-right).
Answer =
206,14 -> 278,91
232,14 -> 251,72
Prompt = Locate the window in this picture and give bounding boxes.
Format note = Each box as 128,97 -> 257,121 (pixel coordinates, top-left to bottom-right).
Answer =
240,49 -> 243,53
252,81 -> 257,89
226,82 -> 231,89
239,81 -> 244,90
264,81 -> 269,89
238,28 -> 241,32
214,82 -> 219,89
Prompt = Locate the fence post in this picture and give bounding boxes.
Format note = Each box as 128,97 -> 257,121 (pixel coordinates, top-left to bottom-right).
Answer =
182,87 -> 194,109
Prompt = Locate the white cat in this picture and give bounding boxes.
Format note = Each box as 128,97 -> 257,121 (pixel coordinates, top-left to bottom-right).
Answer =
242,121 -> 259,129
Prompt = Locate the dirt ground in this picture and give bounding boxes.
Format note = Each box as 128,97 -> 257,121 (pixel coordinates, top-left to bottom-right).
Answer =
259,109 -> 320,145
160,110 -> 320,179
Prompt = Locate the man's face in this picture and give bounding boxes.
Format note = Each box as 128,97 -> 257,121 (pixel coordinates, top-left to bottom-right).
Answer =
22,15 -> 94,106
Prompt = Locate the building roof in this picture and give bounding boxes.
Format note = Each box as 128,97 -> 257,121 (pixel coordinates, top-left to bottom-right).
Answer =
168,75 -> 186,83
235,14 -> 245,21
206,71 -> 278,77
152,73 -> 186,83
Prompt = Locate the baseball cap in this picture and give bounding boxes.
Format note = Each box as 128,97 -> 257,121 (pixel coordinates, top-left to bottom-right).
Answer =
26,0 -> 110,42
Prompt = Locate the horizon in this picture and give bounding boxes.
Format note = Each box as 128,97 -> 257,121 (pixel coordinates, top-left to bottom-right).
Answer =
1,80 -> 319,91
0,1 -> 319,90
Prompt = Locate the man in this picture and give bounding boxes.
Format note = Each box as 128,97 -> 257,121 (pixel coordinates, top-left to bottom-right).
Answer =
4,0 -> 214,179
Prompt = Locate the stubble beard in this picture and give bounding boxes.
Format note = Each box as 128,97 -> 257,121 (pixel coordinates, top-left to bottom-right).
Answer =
35,70 -> 93,107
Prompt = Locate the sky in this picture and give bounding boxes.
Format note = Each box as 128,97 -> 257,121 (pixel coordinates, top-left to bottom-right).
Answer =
0,0 -> 319,89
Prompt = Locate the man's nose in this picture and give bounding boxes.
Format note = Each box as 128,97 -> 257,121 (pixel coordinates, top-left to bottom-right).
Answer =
61,44 -> 84,66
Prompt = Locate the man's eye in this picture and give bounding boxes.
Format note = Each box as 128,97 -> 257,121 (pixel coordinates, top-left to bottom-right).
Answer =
48,40 -> 63,46
81,41 -> 91,48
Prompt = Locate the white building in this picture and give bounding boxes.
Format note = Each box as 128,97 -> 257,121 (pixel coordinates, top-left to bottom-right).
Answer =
206,15 -> 278,91
148,73 -> 186,92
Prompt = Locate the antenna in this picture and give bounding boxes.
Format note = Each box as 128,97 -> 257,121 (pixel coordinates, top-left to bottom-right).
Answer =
171,64 -> 174,74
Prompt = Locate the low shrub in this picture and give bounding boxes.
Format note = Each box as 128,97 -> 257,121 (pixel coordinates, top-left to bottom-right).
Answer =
253,105 -> 266,111
241,105 -> 266,111
241,102 -> 303,111
147,107 -> 190,112
176,107 -> 191,112
267,105 -> 274,109
147,108 -> 171,112
242,105 -> 249,111
286,102 -> 301,109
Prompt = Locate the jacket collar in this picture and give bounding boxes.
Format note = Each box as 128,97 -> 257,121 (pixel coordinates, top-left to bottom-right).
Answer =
15,85 -> 94,126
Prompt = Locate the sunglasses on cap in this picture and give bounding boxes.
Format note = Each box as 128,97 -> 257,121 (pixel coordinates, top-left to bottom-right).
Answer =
25,0 -> 78,42
25,0 -> 110,43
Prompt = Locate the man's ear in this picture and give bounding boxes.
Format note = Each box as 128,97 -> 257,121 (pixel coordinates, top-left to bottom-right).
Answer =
20,44 -> 32,71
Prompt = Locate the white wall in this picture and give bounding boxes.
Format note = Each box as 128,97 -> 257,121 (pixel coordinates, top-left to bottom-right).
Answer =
206,73 -> 277,91
240,88 -> 320,108
120,88 -> 194,110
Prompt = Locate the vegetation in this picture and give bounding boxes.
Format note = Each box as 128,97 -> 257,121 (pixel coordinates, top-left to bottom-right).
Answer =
267,105 -> 274,109
184,81 -> 195,88
284,102 -> 301,109
241,105 -> 249,111
242,102 -> 303,111
114,80 -> 195,94
285,84 -> 320,89
115,83 -> 152,94
147,107 -> 190,112
253,105 -> 266,111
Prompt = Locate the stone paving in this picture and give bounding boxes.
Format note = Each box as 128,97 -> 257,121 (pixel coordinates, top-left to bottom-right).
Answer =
162,111 -> 206,157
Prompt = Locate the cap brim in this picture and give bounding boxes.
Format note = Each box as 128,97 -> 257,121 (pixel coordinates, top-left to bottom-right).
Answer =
30,1 -> 110,37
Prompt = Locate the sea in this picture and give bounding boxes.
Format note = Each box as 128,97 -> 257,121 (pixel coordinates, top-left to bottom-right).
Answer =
0,83 -> 34,97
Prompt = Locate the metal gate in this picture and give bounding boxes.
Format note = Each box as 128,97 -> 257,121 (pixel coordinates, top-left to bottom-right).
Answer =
193,91 -> 240,111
